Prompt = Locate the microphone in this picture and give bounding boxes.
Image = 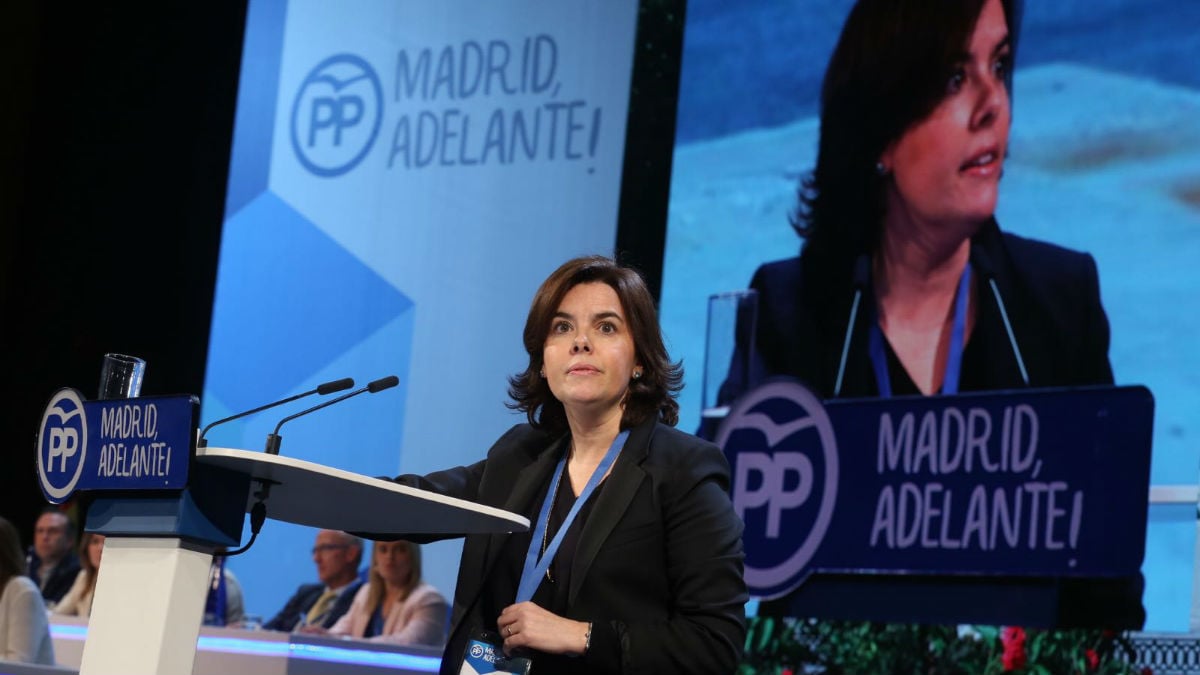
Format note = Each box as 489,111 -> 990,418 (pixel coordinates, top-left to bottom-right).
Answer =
264,375 -> 400,455
833,254 -> 871,397
970,247 -> 1030,386
197,377 -> 354,446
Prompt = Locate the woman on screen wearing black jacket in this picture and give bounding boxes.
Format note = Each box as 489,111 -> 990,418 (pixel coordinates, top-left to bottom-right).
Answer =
734,0 -> 1112,405
733,0 -> 1135,630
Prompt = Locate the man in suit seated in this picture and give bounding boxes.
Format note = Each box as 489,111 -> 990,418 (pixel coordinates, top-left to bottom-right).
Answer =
264,530 -> 364,632
27,509 -> 80,609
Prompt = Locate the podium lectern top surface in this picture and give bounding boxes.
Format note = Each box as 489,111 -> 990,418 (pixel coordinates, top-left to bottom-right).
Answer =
197,446 -> 529,535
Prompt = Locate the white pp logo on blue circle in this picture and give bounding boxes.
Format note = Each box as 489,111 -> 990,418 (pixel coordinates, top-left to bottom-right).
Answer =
37,389 -> 88,504
290,54 -> 383,177
715,380 -> 839,599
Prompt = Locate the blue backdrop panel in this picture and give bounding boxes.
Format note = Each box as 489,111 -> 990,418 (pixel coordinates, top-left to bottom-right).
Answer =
208,192 -> 413,414
205,0 -> 639,622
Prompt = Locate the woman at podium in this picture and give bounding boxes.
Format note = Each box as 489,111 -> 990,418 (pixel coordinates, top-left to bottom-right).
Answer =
391,255 -> 747,674
732,0 -> 1141,632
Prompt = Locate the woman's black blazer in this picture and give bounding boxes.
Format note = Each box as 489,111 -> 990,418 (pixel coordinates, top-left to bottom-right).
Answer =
742,219 -> 1114,399
393,417 -> 748,674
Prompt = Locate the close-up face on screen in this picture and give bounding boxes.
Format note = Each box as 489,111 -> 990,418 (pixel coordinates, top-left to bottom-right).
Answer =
662,0 -> 1200,630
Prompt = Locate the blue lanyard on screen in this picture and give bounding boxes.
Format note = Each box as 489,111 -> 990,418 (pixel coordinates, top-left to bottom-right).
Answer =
869,262 -> 971,398
516,429 -> 629,604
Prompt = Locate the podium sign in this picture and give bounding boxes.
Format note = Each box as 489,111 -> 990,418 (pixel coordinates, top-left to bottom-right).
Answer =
717,381 -> 1154,604
31,384 -> 527,675
36,389 -> 197,504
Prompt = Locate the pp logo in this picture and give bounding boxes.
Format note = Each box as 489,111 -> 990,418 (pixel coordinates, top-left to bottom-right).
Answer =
469,644 -> 484,659
715,380 -> 838,599
37,389 -> 89,504
290,54 -> 383,177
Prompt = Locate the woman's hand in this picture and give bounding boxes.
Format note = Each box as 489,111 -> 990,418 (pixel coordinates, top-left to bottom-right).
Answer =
497,602 -> 590,656
296,625 -> 329,635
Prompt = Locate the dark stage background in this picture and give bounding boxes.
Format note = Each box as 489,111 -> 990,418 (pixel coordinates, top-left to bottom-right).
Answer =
0,1 -> 679,549
0,3 -> 247,545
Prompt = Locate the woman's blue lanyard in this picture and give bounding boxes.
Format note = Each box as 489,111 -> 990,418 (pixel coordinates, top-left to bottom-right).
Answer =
516,429 -> 629,604
869,263 -> 972,397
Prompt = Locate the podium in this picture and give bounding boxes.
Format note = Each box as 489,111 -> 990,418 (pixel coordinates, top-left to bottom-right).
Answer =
710,380 -> 1154,629
35,390 -> 527,675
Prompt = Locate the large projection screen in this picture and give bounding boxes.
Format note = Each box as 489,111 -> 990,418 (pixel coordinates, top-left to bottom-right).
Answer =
661,0 -> 1200,631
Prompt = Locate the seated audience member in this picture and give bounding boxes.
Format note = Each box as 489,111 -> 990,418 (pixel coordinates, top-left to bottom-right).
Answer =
0,517 -> 54,664
321,540 -> 447,646
26,509 -> 80,609
54,532 -> 105,618
204,555 -> 245,627
264,530 -> 364,631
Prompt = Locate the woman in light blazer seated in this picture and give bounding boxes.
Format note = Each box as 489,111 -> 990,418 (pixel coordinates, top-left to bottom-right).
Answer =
54,532 -> 105,618
320,539 -> 448,646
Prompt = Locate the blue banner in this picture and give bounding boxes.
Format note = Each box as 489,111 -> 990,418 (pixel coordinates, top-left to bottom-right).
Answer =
206,0 -> 641,618
37,389 -> 197,504
717,380 -> 1154,600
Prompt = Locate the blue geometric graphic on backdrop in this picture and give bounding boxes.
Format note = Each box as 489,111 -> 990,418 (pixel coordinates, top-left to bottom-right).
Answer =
224,0 -> 286,217
207,191 -> 413,412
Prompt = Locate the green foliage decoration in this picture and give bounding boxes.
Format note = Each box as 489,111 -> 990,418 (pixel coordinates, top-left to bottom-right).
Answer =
738,619 -> 1145,675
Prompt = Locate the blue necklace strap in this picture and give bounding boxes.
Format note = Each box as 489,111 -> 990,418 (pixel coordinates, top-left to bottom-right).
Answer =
868,316 -> 892,398
870,261 -> 972,397
516,429 -> 629,603
941,262 -> 972,395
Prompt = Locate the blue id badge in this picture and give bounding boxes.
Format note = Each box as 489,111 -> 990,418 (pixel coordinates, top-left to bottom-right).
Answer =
458,630 -> 532,675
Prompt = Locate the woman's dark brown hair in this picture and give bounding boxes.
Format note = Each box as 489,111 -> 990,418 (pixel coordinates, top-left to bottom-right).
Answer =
794,0 -> 1019,262
508,255 -> 683,435
0,517 -> 26,591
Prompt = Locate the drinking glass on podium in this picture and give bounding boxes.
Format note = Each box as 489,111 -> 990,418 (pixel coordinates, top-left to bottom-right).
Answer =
699,290 -> 759,440
97,352 -> 145,399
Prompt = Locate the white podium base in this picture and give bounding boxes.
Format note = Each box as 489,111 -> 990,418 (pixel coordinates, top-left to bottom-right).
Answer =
80,537 -> 214,675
